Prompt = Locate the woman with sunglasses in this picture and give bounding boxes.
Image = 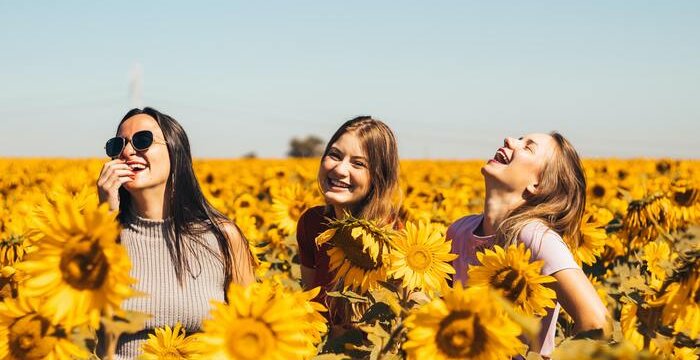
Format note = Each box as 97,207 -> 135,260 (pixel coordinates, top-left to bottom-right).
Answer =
97,107 -> 255,358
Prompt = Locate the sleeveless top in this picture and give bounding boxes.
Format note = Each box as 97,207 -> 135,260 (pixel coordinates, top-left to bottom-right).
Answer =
112,214 -> 226,359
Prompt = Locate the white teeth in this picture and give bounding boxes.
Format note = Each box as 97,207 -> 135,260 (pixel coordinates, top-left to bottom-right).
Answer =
495,151 -> 509,164
129,164 -> 147,170
494,152 -> 504,164
329,179 -> 351,188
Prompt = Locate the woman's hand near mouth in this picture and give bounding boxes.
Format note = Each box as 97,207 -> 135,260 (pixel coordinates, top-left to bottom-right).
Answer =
97,159 -> 134,211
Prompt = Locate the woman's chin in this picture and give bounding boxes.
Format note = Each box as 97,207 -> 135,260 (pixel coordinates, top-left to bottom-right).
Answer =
324,194 -> 356,209
123,178 -> 148,191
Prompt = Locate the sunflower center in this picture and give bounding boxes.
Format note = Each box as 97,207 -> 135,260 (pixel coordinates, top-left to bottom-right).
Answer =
436,311 -> 486,358
336,227 -> 381,270
592,184 -> 606,198
491,268 -> 528,303
673,188 -> 697,207
656,160 -> 671,174
159,349 -> 182,360
407,247 -> 432,272
289,201 -> 304,222
59,239 -> 109,290
227,319 -> 275,360
9,314 -> 58,360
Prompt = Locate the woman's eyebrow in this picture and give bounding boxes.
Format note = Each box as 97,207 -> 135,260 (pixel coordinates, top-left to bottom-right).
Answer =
518,137 -> 538,148
350,155 -> 369,161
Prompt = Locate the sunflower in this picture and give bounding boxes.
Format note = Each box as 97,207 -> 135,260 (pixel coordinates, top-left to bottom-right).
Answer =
575,206 -> 614,266
0,235 -> 30,268
0,235 -> 33,299
601,233 -> 625,265
641,240 -> 673,283
270,183 -> 319,235
671,303 -> 699,341
316,216 -> 394,293
620,301 -> 644,350
387,221 -> 457,295
623,192 -> 674,246
198,281 -> 326,360
651,268 -> 700,339
291,286 -> 328,344
140,322 -> 202,360
551,339 -> 654,360
403,283 -> 525,360
467,243 -> 556,317
668,178 -> 699,226
587,176 -> 616,207
232,214 -> 264,269
0,295 -> 90,360
15,192 -> 135,328
0,190 -> 40,241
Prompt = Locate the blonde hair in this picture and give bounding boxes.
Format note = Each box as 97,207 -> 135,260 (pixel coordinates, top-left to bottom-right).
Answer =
320,116 -> 402,227
496,132 -> 587,248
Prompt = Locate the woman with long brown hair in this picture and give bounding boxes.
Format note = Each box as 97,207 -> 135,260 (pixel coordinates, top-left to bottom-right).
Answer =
296,116 -> 402,323
96,107 -> 255,358
448,132 -> 609,357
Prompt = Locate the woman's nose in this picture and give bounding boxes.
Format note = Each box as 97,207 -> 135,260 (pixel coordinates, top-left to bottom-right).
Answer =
504,137 -> 516,148
121,140 -> 136,158
331,160 -> 350,177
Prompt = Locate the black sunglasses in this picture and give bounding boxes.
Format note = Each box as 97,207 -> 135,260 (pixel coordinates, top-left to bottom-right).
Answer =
105,130 -> 167,158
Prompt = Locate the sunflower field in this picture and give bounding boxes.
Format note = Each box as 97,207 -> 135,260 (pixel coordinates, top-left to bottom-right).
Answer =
0,158 -> 698,359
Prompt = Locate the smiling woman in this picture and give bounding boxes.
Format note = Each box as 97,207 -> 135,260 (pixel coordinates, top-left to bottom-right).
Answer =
95,107 -> 256,359
448,132 -> 611,357
296,116 -> 402,325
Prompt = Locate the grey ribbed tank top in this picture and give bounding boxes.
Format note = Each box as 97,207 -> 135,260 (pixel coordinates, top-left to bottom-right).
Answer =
113,215 -> 226,359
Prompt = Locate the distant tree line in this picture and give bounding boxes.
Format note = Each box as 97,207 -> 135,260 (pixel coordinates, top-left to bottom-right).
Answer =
288,135 -> 325,158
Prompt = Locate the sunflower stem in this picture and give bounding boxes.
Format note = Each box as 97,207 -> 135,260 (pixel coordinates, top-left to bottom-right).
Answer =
379,321 -> 404,358
104,308 -> 117,360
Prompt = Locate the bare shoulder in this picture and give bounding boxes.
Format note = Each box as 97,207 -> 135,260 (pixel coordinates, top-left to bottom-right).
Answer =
218,220 -> 244,243
217,220 -> 256,265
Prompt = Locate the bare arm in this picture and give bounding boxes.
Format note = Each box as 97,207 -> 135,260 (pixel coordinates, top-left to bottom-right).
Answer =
516,223 -> 611,341
551,268 -> 611,337
223,223 -> 256,287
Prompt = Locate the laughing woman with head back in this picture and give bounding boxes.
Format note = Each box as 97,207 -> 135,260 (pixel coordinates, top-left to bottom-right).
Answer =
96,107 -> 255,359
448,132 -> 610,357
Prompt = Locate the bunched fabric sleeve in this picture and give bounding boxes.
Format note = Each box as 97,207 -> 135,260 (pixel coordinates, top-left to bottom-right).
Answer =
517,221 -> 579,276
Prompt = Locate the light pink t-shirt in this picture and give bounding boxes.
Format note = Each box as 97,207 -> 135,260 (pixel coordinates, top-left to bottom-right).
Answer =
447,214 -> 579,356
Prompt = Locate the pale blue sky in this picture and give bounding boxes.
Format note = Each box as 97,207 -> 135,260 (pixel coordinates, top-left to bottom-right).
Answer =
1,1 -> 698,158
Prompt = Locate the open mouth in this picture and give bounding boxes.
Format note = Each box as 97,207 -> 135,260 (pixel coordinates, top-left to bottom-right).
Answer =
127,161 -> 148,173
493,149 -> 510,165
326,177 -> 352,190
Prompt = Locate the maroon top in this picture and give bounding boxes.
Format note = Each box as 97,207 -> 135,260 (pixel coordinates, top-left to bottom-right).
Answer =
297,205 -> 335,292
297,206 -> 404,327
297,206 -> 404,292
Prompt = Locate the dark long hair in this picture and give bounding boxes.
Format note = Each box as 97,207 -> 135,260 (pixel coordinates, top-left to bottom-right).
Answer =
116,107 -> 251,294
